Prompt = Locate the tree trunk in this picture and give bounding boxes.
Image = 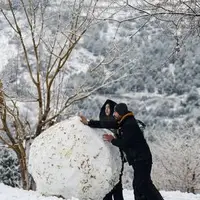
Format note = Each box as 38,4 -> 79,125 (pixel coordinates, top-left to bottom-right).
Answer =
25,138 -> 36,190
17,154 -> 29,189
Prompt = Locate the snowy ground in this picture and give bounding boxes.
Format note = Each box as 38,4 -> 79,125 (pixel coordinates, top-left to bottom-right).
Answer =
0,183 -> 200,200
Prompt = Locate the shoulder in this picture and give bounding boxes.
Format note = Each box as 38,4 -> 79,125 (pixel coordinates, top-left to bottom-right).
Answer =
123,116 -> 137,126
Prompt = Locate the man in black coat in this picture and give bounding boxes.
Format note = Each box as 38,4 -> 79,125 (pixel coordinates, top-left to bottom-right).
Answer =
80,103 -> 164,200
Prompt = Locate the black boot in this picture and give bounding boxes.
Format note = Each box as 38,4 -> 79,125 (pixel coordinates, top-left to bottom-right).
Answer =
112,181 -> 124,200
103,190 -> 113,200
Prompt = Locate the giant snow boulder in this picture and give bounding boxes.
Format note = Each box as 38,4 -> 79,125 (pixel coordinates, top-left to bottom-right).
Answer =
28,116 -> 122,200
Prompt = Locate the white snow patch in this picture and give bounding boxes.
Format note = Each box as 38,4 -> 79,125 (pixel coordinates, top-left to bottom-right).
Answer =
0,28 -> 17,71
1,183 -> 200,200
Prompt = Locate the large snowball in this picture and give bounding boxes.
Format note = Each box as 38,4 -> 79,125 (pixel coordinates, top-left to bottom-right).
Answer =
28,116 -> 122,200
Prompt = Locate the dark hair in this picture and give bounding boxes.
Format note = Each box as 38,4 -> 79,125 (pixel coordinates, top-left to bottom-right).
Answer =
114,103 -> 128,116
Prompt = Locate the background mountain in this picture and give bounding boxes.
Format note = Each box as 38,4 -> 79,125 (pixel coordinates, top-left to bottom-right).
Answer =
1,0 -> 200,128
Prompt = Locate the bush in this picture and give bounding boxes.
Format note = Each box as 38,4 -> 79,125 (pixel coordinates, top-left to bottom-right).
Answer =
186,89 -> 199,103
0,148 -> 21,187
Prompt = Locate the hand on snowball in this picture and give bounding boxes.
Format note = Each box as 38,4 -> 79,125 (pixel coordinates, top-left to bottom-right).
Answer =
79,114 -> 88,125
103,134 -> 114,142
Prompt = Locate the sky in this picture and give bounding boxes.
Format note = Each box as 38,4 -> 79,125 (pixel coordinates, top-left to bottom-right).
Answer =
0,183 -> 200,200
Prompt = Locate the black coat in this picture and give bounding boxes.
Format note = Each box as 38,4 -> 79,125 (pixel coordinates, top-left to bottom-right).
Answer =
89,111 -> 152,165
111,112 -> 152,165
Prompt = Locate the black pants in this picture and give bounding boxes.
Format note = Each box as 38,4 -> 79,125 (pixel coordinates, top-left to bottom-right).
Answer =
103,159 -> 124,200
103,181 -> 124,200
132,161 -> 164,200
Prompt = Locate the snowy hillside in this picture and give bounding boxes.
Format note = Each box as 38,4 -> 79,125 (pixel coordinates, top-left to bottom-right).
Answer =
1,0 -> 200,197
1,0 -> 200,127
0,15 -> 17,71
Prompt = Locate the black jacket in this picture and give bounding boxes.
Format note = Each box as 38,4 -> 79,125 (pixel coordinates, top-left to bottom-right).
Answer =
89,110 -> 152,165
111,112 -> 152,165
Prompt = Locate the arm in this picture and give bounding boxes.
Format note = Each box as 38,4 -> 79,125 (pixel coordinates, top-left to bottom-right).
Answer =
89,119 -> 118,129
80,114 -> 118,129
111,124 -> 134,148
99,119 -> 118,129
88,120 -> 102,128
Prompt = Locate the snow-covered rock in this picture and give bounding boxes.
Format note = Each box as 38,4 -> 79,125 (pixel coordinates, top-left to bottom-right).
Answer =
28,116 -> 121,200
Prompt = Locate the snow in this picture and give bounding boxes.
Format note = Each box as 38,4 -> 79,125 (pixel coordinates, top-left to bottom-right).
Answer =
67,47 -> 98,74
29,116 -> 121,200
0,183 -> 200,200
0,18 -> 17,71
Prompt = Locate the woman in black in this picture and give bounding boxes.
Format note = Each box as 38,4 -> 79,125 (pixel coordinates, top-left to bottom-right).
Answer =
88,99 -> 124,200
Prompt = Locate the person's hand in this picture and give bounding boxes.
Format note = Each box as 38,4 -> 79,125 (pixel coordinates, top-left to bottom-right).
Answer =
79,114 -> 88,125
103,134 -> 114,142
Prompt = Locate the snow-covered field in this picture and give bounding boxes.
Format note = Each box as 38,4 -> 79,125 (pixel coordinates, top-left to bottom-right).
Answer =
0,183 -> 200,200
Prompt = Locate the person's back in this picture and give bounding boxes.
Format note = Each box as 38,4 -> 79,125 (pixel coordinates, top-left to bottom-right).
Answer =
114,112 -> 152,165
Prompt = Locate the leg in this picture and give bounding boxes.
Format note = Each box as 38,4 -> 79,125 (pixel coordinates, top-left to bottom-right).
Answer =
103,191 -> 113,200
112,181 -> 124,200
133,176 -> 147,200
132,161 -> 164,200
147,182 -> 164,200
113,157 -> 124,200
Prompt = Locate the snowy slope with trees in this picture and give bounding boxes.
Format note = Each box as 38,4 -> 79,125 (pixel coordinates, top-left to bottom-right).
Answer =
0,0 -> 200,197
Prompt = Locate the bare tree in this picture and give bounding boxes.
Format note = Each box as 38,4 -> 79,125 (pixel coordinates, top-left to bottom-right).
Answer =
0,80 -> 3,114
122,0 -> 200,49
0,96 -> 29,189
149,123 -> 200,193
0,0 -> 131,189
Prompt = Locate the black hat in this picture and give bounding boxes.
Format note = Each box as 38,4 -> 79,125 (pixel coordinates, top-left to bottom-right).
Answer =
114,103 -> 128,116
